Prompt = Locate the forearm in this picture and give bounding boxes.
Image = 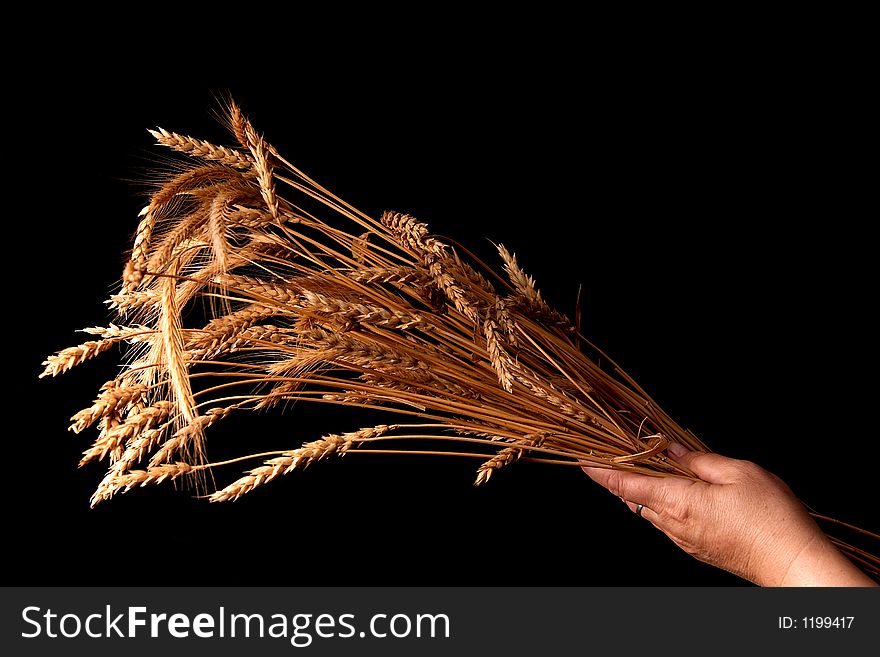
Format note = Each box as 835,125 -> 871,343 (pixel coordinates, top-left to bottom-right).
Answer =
767,534 -> 876,587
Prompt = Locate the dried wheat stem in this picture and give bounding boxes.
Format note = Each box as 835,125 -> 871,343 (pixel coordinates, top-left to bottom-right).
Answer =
254,379 -> 305,411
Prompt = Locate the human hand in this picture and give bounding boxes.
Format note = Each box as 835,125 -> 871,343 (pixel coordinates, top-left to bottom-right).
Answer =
582,442 -> 875,586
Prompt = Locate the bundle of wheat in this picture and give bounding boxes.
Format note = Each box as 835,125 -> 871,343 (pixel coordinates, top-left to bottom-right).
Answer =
40,103 -> 878,578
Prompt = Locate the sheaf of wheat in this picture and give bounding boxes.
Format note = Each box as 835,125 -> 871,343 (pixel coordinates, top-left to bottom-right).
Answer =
40,102 -> 879,578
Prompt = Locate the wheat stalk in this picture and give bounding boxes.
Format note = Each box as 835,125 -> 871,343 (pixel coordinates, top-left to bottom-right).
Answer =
210,424 -> 397,502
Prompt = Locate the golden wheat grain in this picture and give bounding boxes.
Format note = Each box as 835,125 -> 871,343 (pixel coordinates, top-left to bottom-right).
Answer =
114,462 -> 194,492
242,121 -> 280,223
208,193 -> 232,274
149,128 -> 252,169
483,318 -> 514,393
147,406 -> 234,468
475,433 -> 548,485
308,329 -> 426,370
79,401 -> 173,467
69,382 -> 148,434
380,211 -> 444,257
498,244 -> 573,331
40,326 -> 150,378
211,274 -> 301,304
186,304 -> 281,359
210,425 -> 396,502
89,423 -> 173,505
106,290 -> 162,313
228,100 -> 249,150
127,165 -> 235,284
300,291 -> 429,330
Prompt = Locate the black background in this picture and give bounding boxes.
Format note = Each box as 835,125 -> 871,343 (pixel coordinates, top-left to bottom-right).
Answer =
9,32 -> 875,586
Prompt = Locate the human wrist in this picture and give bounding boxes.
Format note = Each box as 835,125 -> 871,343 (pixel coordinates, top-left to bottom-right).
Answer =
744,522 -> 824,587
770,533 -> 874,587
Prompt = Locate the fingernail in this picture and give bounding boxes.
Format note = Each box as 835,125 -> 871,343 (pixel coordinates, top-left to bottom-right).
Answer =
667,442 -> 688,458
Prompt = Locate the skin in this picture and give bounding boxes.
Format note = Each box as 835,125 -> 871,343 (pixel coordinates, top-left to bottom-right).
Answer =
582,442 -> 876,586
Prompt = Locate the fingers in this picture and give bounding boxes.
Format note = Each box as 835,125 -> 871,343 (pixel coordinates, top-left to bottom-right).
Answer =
667,442 -> 748,485
623,499 -> 660,524
581,465 -> 671,509
583,443 -> 757,528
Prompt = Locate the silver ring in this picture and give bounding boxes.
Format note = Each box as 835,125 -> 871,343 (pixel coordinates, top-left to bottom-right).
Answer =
635,503 -> 645,517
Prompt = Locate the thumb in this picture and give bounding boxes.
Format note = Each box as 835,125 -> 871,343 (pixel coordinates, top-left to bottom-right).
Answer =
667,442 -> 743,485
